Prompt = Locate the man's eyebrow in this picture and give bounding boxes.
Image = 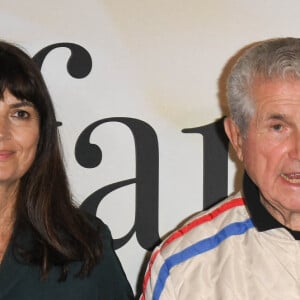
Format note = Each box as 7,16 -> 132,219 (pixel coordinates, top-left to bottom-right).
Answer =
266,113 -> 286,121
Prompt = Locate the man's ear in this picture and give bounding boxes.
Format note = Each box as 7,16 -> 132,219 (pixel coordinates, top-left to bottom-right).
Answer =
224,117 -> 244,161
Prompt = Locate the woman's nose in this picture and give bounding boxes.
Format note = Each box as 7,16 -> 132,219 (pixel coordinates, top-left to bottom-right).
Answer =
0,116 -> 11,141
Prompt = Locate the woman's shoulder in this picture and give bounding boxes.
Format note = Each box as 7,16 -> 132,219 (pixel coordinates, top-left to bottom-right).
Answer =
79,210 -> 112,243
79,210 -> 134,299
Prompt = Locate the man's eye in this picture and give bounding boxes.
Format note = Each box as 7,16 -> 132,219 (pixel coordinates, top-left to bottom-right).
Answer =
271,124 -> 283,131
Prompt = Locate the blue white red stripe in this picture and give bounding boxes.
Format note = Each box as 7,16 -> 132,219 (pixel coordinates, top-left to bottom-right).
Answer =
141,198 -> 253,300
152,219 -> 254,300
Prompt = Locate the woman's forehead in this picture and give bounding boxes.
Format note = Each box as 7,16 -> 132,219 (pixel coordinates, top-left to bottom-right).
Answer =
0,89 -> 34,105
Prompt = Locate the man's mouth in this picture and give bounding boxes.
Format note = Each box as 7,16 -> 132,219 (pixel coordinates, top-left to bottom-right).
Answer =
281,173 -> 300,183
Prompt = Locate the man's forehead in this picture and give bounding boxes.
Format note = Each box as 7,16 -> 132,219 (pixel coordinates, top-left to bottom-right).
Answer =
252,77 -> 300,107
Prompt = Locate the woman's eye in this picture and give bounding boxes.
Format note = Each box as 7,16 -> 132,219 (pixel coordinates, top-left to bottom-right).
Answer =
12,110 -> 30,119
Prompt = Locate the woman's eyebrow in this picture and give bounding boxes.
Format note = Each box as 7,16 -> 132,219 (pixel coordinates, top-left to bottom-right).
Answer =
9,100 -> 35,108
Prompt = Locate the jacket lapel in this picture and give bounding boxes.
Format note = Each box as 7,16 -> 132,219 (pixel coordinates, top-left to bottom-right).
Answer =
0,239 -> 31,299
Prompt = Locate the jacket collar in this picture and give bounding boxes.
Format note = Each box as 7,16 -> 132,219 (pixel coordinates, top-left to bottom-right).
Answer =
243,172 -> 300,240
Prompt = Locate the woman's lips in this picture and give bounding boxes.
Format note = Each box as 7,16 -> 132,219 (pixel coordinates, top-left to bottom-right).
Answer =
0,150 -> 14,160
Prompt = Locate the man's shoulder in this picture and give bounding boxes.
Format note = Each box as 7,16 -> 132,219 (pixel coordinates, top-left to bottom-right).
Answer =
159,193 -> 250,257
141,193 -> 254,299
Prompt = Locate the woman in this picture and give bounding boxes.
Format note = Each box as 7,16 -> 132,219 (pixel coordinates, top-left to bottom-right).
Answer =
0,41 -> 134,299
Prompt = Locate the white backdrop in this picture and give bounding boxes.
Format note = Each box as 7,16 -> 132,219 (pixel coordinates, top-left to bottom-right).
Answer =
2,0 -> 300,294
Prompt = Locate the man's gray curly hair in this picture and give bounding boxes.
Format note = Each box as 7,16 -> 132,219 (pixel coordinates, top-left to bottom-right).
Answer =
227,37 -> 300,135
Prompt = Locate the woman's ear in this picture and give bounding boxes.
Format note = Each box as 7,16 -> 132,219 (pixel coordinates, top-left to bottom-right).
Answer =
224,117 -> 244,161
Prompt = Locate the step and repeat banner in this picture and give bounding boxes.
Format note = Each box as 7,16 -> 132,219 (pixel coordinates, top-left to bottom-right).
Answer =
2,0 -> 300,294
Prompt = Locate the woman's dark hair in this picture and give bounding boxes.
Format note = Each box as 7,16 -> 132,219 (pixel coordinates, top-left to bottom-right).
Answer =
0,41 -> 102,280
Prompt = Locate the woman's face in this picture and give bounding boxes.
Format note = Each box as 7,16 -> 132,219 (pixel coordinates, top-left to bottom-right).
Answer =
0,90 -> 39,190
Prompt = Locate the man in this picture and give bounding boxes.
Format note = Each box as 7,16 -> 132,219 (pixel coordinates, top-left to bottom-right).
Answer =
140,38 -> 300,299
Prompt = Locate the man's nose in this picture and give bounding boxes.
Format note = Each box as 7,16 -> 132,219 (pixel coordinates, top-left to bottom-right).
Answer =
290,130 -> 300,160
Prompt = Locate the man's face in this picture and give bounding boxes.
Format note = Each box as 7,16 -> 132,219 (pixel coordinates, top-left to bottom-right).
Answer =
225,77 -> 300,215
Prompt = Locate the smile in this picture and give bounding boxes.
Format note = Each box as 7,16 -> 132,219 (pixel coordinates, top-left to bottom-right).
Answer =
0,150 -> 14,160
281,173 -> 300,183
